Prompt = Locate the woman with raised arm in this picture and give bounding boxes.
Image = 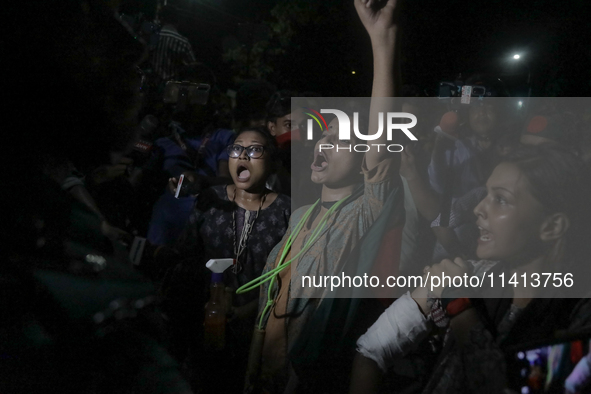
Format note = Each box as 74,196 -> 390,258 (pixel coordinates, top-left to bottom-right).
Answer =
240,1 -> 406,392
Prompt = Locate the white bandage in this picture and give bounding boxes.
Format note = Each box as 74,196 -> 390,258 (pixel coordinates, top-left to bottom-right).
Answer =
356,291 -> 430,372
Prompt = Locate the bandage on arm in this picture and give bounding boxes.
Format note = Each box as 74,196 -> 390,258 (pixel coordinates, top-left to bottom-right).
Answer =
356,291 -> 430,373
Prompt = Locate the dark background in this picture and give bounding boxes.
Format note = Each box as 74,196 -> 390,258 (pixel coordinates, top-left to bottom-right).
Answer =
123,0 -> 591,97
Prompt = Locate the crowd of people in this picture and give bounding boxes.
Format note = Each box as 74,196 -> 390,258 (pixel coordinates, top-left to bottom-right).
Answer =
4,0 -> 591,393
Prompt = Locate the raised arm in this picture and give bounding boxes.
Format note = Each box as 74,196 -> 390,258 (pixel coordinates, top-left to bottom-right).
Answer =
355,0 -> 402,170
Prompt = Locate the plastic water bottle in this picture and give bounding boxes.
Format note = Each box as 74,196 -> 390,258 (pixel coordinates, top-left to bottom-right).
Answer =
204,272 -> 226,350
203,259 -> 233,350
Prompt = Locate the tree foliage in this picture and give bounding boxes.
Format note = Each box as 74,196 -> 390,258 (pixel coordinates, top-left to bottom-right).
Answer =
222,0 -> 322,85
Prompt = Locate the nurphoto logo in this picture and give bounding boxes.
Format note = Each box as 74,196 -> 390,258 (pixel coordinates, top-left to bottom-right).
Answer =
303,108 -> 418,152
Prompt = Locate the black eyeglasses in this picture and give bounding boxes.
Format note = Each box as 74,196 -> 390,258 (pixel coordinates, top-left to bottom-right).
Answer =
227,144 -> 266,159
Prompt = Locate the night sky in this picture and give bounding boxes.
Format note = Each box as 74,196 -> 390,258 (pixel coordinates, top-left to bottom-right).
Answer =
130,0 -> 591,97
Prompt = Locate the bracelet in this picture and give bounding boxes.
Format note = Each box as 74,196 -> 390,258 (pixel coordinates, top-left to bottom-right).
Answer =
427,296 -> 450,328
444,297 -> 472,317
441,286 -> 475,317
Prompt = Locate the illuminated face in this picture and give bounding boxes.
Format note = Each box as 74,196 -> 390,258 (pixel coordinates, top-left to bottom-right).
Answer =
473,162 -> 547,264
310,118 -> 363,188
228,131 -> 272,192
268,113 -> 292,137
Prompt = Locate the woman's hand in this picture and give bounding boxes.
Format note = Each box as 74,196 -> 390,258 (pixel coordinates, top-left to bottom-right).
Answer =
167,171 -> 207,197
168,177 -> 180,195
354,0 -> 399,47
424,257 -> 472,299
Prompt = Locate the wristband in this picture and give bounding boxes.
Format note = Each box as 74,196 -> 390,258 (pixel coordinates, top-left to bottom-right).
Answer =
441,286 -> 475,317
444,297 -> 472,317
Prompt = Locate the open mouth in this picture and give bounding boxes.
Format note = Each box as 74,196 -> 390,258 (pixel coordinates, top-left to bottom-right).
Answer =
311,151 -> 329,171
236,164 -> 251,182
478,226 -> 492,242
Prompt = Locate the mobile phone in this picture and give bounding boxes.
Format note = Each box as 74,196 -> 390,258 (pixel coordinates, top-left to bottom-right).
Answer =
129,236 -> 146,266
506,330 -> 591,393
175,174 -> 204,198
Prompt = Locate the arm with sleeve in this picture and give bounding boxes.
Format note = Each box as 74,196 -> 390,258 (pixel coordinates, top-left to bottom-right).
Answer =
356,291 -> 431,372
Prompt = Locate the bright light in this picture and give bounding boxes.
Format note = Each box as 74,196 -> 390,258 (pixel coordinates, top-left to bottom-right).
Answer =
518,101 -> 523,108
513,54 -> 521,60
352,71 -> 356,74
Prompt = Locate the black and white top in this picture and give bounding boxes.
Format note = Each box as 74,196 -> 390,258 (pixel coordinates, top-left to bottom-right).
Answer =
177,185 -> 291,306
150,25 -> 196,82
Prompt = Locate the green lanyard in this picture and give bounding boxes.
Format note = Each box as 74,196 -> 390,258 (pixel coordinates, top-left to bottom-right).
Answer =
236,196 -> 349,330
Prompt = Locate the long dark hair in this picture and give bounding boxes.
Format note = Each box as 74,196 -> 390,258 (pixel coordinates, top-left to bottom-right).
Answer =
502,144 -> 591,266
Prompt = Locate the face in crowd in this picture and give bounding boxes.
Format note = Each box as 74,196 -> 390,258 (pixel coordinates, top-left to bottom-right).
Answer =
474,146 -> 580,267
228,130 -> 274,193
469,102 -> 498,149
474,162 -> 548,265
268,113 -> 292,137
311,118 -> 364,189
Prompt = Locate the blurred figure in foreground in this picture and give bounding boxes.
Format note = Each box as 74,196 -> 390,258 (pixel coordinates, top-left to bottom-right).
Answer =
2,1 -> 192,393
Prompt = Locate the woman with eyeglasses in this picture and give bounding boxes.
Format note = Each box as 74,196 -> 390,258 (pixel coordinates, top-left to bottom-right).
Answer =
164,125 -> 291,392
186,125 -> 291,328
